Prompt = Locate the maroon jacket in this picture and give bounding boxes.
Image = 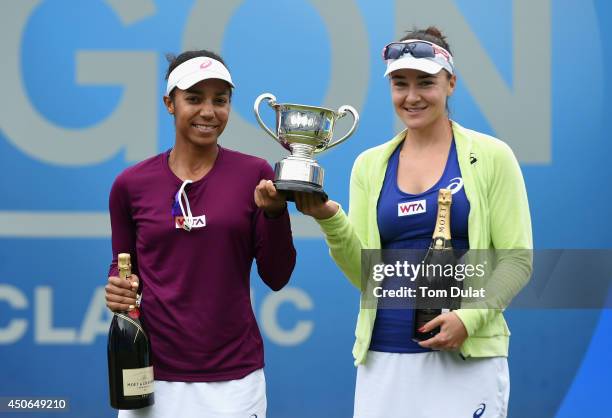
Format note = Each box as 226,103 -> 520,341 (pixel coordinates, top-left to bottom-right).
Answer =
108,146 -> 296,381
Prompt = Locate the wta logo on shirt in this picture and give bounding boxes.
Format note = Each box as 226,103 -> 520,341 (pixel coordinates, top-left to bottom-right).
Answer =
398,199 -> 426,217
171,191 -> 206,230
175,215 -> 206,229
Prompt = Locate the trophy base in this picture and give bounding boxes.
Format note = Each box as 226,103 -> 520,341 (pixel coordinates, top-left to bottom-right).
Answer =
274,180 -> 328,202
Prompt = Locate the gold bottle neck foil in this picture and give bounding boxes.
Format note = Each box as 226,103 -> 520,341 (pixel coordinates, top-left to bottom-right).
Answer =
432,189 -> 452,248
118,253 -> 131,280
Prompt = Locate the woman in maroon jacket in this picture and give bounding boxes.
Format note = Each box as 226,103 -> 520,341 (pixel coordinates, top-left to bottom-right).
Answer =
104,49 -> 296,418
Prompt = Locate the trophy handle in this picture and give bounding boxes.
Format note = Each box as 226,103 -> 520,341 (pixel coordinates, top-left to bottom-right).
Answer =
254,93 -> 283,146
316,105 -> 359,153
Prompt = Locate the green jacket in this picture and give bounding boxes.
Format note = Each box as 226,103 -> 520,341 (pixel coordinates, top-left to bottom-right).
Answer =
316,121 -> 533,365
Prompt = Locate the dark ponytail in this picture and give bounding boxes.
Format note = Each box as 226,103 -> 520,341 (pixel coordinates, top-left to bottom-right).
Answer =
399,26 -> 452,56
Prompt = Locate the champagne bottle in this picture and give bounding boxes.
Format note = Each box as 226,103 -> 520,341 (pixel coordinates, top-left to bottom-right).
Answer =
413,189 -> 461,341
107,253 -> 155,409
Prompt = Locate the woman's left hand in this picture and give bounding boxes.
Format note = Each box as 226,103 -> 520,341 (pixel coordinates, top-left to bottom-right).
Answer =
254,179 -> 287,218
417,311 -> 469,351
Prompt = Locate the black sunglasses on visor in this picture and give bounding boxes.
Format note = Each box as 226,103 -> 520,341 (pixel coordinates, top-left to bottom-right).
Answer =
382,41 -> 446,61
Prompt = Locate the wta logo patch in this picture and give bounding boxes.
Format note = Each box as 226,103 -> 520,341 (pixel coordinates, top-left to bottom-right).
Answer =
398,199 -> 426,217
175,215 -> 206,229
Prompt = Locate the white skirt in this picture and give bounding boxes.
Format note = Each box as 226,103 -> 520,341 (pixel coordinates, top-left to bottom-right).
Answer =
118,368 -> 266,418
354,351 -> 509,418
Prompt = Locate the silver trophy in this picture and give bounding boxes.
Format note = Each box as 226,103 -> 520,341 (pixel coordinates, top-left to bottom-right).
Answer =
254,93 -> 359,201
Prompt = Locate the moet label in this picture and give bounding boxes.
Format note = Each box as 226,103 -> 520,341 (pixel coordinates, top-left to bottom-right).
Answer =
122,366 -> 154,396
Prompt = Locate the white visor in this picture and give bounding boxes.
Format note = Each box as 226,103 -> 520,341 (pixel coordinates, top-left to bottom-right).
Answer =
166,57 -> 235,96
384,55 -> 450,77
383,39 -> 454,77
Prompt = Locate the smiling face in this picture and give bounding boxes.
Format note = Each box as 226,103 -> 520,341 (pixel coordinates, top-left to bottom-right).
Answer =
163,78 -> 231,149
389,68 -> 456,131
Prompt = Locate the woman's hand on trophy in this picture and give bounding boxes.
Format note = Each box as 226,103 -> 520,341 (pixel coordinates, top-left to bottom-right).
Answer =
417,312 -> 469,351
105,274 -> 139,313
255,179 -> 287,218
295,192 -> 340,220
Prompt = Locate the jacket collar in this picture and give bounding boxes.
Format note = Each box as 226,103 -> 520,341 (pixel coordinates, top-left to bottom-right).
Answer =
376,120 -> 473,163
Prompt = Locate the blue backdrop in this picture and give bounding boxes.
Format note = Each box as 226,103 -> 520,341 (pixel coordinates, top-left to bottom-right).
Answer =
0,1 -> 611,417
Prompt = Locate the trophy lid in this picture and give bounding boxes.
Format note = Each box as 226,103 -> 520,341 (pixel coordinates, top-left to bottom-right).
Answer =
273,101 -> 337,115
